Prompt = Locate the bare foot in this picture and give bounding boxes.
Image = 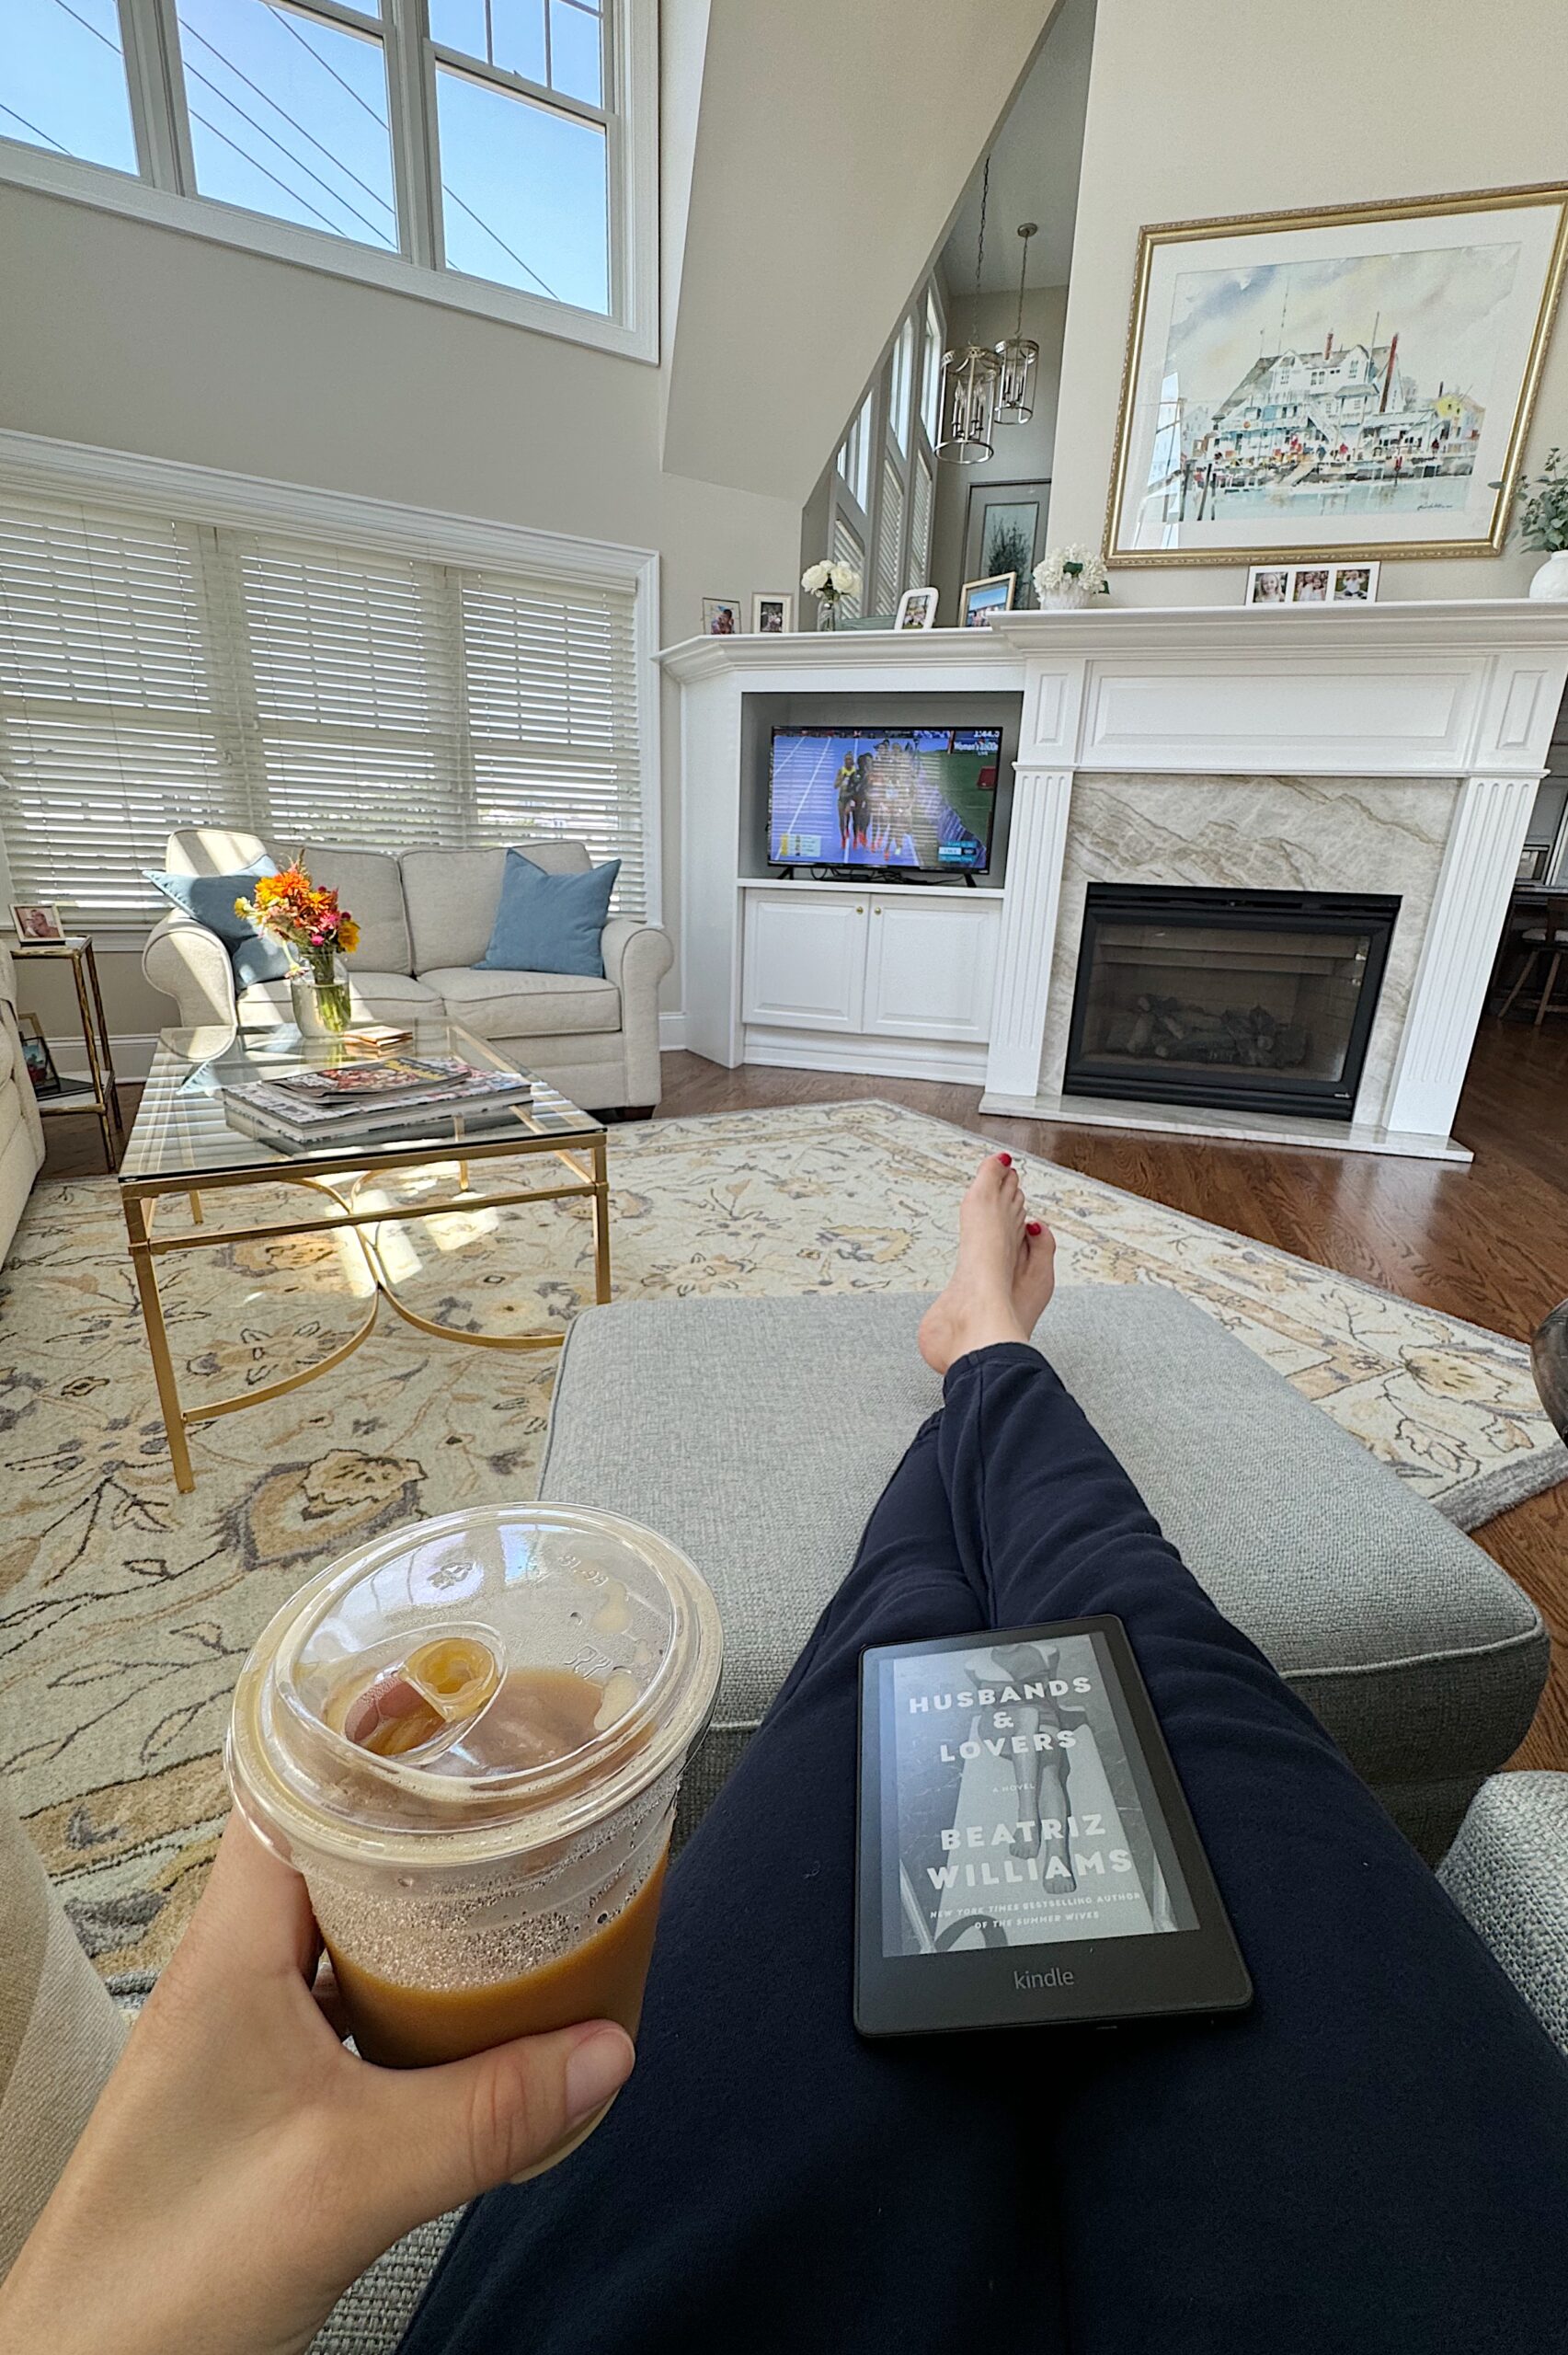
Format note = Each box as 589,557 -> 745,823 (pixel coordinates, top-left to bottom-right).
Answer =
919,1155 -> 1051,1375
1013,1218 -> 1057,1338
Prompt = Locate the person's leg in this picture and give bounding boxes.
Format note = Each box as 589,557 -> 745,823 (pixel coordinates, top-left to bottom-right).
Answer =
928,1336 -> 1568,2355
401,1294 -> 1072,2355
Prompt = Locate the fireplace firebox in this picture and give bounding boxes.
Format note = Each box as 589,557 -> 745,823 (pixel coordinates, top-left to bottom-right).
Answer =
1063,886 -> 1401,1121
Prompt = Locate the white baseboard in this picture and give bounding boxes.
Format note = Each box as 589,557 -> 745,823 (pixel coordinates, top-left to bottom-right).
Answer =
51,1031 -> 161,1086
658,1013 -> 687,1051
742,1026 -> 987,1085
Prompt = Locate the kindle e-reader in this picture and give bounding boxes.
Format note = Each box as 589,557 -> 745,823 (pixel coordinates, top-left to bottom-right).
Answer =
854,1617 -> 1252,2037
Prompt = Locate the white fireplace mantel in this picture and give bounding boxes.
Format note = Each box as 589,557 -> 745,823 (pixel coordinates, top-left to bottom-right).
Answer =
659,602 -> 1568,1157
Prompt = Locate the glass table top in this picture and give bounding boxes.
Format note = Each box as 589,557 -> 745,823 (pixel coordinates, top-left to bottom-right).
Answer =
120,1021 -> 602,1188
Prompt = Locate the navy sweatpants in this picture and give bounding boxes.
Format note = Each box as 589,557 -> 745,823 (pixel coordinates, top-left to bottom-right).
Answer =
402,1344 -> 1568,2354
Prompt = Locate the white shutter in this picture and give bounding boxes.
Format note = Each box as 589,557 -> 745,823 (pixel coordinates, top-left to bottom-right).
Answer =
0,491 -> 648,925
830,517 -> 865,620
875,458 -> 904,614
909,454 -> 934,591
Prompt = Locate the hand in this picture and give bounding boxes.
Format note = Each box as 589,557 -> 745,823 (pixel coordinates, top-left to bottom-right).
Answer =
0,1816 -> 635,2355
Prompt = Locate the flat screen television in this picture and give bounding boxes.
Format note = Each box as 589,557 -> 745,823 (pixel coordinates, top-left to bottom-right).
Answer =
767,726 -> 1001,875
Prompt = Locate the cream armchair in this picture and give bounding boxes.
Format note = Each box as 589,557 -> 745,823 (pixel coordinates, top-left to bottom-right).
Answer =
142,831 -> 673,1114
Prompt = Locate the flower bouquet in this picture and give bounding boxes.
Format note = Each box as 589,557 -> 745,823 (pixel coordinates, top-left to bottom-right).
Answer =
1032,545 -> 1110,611
235,861 -> 361,1036
801,558 -> 862,630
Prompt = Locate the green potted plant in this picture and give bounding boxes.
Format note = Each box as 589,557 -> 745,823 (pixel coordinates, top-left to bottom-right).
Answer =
1510,447 -> 1568,599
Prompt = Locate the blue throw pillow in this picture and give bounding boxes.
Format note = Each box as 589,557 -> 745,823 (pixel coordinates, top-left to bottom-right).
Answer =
478,850 -> 621,980
145,859 -> 291,990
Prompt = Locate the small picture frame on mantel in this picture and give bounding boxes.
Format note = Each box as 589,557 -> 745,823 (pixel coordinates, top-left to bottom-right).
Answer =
750,592 -> 795,634
1246,561 -> 1380,605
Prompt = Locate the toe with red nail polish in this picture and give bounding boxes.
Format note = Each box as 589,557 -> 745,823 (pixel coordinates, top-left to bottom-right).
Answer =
996,1153 -> 1012,1167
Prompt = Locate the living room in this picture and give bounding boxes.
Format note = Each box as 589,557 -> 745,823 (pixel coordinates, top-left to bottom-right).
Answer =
3,0 -> 1568,2346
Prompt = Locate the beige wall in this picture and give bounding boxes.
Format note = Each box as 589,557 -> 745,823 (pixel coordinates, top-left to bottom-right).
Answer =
1048,0 -> 1568,603
0,169 -> 802,1040
931,285 -> 1067,615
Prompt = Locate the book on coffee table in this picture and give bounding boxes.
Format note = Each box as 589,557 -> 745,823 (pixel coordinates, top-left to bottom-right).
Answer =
220,1055 -> 533,1150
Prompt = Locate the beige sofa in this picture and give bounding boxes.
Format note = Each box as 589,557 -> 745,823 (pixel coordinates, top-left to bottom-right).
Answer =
0,940 -> 46,1258
142,831 -> 673,1113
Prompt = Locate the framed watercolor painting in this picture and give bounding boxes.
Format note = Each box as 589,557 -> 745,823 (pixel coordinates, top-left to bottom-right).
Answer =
1104,181 -> 1568,566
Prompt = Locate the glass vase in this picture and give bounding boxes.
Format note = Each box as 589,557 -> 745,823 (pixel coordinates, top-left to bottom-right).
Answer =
290,961 -> 352,1039
817,598 -> 838,631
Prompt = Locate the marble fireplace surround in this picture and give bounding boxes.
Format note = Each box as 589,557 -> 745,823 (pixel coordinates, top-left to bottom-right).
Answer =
981,603 -> 1568,1161
1037,772 -> 1459,1128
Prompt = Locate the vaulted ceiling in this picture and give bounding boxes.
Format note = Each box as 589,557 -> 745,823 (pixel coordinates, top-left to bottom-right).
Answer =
659,0 -> 1062,504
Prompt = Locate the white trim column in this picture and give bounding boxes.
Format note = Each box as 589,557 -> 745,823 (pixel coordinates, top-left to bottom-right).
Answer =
1382,773 -> 1539,1140
983,768 -> 1074,1100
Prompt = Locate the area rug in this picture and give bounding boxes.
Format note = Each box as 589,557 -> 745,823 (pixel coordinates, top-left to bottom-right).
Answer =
2,1097 -> 1562,1978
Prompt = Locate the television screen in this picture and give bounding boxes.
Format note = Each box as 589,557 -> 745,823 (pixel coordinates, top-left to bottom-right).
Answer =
768,726 -> 1001,874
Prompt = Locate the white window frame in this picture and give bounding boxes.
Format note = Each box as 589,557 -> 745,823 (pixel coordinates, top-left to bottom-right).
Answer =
0,0 -> 658,361
0,423 -> 662,936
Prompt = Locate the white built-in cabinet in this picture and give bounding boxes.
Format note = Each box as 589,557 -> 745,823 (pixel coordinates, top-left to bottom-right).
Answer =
741,885 -> 1001,1051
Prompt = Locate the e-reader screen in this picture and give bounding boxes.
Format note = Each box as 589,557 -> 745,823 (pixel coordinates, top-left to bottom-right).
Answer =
855,1618 -> 1251,2036
882,1627 -> 1195,1956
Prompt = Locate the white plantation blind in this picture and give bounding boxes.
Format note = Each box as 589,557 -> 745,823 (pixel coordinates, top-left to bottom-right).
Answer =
0,491 -> 647,925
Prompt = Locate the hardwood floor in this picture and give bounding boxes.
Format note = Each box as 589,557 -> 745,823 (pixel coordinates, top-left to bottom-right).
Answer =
40,1011 -> 1568,1772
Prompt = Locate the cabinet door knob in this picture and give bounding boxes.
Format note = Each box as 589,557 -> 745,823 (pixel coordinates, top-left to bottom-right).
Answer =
855,904 -> 864,913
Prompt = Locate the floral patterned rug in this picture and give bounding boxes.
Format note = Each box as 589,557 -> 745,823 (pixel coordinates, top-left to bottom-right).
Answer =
1,1097 -> 1561,1979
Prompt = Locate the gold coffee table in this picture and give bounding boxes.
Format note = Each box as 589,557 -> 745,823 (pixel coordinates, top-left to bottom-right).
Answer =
119,1022 -> 611,1491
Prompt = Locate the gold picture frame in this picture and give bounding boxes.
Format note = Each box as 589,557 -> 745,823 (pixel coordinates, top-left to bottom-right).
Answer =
1104,179 -> 1568,568
959,572 -> 1017,628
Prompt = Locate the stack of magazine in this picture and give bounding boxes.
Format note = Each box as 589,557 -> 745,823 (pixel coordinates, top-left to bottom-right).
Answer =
222,1054 -> 532,1153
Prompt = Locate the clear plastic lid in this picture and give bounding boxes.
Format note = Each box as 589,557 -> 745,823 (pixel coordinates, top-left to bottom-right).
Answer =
227,1504 -> 723,1871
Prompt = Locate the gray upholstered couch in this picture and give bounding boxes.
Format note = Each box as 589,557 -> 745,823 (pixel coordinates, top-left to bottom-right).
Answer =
142,830 -> 673,1114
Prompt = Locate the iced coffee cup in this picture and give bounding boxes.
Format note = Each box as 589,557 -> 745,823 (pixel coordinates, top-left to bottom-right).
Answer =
227,1503 -> 721,2160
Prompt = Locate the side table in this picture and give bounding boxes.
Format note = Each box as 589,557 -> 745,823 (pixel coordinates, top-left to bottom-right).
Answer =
13,935 -> 126,1169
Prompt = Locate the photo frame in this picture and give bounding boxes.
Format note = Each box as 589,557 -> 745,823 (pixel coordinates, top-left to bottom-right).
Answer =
18,1012 -> 61,1097
702,597 -> 742,637
962,480 -> 1050,609
750,592 -> 794,635
1105,181 -> 1568,565
1517,844 -> 1551,882
10,902 -> 66,944
894,586 -> 940,631
959,573 -> 1016,629
1246,560 -> 1381,604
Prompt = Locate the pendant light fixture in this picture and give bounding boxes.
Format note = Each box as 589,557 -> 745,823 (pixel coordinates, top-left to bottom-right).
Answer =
995,221 -> 1039,424
937,155 -> 1000,465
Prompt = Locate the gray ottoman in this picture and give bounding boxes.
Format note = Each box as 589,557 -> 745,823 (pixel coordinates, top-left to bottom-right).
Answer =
538,1289 -> 1549,1862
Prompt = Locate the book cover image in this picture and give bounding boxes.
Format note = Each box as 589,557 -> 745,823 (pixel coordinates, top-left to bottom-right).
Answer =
881,1633 -> 1196,1958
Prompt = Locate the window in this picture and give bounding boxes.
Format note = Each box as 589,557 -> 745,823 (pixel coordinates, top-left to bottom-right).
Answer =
888,316 -> 914,457
837,389 -> 875,516
0,0 -> 653,354
921,291 -> 944,444
0,483 -> 651,927
822,279 -> 942,618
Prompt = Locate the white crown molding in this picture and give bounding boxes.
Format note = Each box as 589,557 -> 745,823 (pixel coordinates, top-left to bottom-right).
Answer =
0,428 -> 658,587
